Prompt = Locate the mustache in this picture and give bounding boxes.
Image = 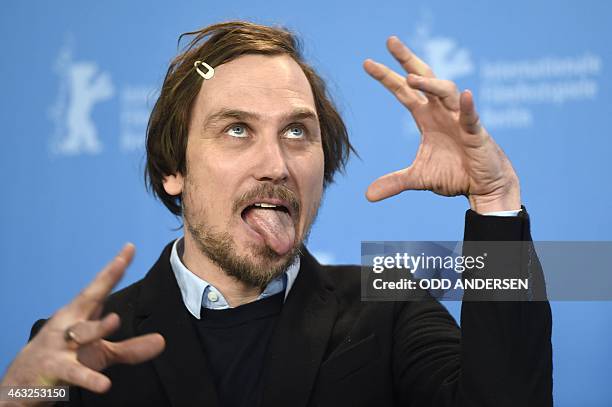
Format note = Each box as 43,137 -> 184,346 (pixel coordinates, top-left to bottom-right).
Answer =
233,183 -> 300,218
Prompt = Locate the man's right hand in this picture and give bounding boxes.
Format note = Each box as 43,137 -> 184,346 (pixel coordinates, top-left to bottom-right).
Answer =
0,244 -> 165,400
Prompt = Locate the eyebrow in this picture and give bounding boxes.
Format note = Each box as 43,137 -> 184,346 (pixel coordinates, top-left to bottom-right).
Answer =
202,107 -> 319,131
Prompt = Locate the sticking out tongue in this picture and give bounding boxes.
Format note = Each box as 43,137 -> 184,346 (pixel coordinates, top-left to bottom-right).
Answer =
243,207 -> 295,256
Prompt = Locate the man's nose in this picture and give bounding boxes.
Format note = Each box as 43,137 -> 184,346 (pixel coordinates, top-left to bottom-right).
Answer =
253,139 -> 290,184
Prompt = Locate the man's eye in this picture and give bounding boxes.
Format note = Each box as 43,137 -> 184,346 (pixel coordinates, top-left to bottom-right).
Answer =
284,126 -> 305,139
226,124 -> 248,138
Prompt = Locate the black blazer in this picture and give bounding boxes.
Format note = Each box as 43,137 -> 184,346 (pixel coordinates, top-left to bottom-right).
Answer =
34,209 -> 552,407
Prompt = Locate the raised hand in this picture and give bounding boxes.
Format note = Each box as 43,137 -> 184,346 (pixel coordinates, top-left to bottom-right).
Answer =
0,244 -> 165,397
363,36 -> 521,213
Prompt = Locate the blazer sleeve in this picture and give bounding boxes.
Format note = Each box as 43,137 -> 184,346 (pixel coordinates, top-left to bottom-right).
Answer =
392,207 -> 553,407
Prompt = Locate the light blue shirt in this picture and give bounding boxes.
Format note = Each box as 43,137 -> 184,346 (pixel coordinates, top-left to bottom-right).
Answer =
170,238 -> 300,319
482,209 -> 522,217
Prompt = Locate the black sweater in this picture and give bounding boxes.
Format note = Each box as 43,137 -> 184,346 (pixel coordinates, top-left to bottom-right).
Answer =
192,292 -> 284,407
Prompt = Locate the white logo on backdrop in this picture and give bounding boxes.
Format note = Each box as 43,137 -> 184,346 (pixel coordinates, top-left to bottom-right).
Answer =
479,54 -> 601,129
49,37 -> 155,157
49,41 -> 115,155
407,12 -> 602,131
120,86 -> 156,152
413,23 -> 475,82
401,19 -> 475,137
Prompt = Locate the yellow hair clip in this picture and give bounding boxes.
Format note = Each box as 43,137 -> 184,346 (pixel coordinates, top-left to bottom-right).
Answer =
194,60 -> 215,80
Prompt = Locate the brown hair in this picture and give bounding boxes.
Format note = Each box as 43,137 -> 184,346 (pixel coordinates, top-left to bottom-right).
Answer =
145,21 -> 355,216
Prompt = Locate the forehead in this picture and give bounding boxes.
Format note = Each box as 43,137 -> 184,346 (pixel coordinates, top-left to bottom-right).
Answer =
193,54 -> 316,118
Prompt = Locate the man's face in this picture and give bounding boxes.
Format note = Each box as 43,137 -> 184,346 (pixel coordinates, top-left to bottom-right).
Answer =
163,54 -> 325,287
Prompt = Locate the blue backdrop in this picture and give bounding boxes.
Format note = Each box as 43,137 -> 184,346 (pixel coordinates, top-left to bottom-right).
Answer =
1,1 -> 611,405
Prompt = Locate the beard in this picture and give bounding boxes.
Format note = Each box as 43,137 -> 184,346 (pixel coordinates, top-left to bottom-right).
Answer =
183,183 -> 320,289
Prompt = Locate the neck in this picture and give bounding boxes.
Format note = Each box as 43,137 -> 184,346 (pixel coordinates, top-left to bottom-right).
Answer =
181,233 -> 263,307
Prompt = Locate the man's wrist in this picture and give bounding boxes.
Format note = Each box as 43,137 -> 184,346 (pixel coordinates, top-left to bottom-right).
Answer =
467,182 -> 521,214
468,198 -> 522,215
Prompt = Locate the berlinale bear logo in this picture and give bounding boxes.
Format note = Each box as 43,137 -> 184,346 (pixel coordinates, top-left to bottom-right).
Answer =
49,41 -> 115,156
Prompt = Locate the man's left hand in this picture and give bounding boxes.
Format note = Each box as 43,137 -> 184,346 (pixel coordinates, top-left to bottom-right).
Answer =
363,36 -> 521,214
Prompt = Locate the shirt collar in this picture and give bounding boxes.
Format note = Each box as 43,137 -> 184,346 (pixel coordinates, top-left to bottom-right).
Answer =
170,238 -> 300,319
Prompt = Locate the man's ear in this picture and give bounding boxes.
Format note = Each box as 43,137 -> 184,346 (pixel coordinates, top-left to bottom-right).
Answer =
162,173 -> 184,196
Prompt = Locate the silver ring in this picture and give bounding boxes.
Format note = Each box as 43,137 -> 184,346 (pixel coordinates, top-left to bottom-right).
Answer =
64,326 -> 82,346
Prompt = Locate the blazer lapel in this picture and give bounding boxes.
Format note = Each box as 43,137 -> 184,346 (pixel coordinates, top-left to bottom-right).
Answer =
260,248 -> 338,407
134,244 -> 220,407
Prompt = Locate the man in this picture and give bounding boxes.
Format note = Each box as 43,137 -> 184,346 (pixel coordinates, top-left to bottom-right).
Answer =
0,21 -> 552,406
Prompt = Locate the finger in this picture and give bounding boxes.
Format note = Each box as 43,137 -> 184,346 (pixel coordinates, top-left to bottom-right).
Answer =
407,74 -> 460,111
106,333 -> 165,365
366,167 -> 425,202
363,59 -> 425,109
459,90 -> 482,134
65,313 -> 121,347
387,36 -> 435,78
68,243 -> 135,317
53,359 -> 112,393
91,303 -> 104,320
